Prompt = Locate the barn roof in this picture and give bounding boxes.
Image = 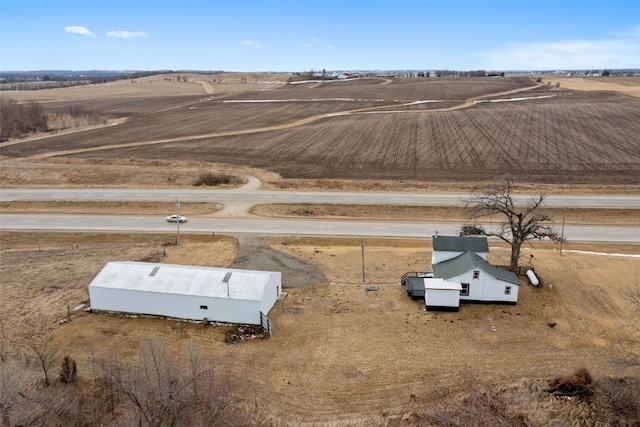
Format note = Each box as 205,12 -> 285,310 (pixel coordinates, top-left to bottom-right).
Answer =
432,235 -> 489,253
89,261 -> 278,301
432,251 -> 520,285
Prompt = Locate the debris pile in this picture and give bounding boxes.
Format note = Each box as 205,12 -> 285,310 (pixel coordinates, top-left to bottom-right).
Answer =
225,324 -> 269,344
545,366 -> 593,397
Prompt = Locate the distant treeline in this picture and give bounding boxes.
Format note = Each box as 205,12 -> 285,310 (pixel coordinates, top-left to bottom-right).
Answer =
0,70 -> 225,90
0,96 -> 106,141
0,97 -> 48,141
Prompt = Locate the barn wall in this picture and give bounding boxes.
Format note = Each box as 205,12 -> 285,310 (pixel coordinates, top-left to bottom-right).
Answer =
259,272 -> 282,315
89,286 -> 263,324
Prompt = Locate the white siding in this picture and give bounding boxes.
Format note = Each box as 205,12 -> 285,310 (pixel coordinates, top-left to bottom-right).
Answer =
424,279 -> 462,309
89,286 -> 262,324
447,269 -> 518,304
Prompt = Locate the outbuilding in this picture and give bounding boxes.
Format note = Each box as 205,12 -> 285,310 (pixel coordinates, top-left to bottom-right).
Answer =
424,278 -> 463,311
88,261 -> 282,325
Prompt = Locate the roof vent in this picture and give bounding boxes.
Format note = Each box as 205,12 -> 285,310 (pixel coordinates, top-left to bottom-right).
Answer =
149,266 -> 160,276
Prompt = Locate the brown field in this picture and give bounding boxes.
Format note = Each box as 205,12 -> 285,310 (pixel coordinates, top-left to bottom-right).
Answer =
2,75 -> 638,186
537,75 -> 640,98
1,73 -> 640,424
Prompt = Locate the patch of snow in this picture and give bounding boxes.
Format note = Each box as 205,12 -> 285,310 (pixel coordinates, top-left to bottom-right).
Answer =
475,94 -> 557,104
73,303 -> 85,311
564,250 -> 640,258
222,98 -> 362,103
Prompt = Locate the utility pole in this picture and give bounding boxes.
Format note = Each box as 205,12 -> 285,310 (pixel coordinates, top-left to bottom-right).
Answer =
559,208 -> 566,255
361,238 -> 365,282
175,197 -> 181,245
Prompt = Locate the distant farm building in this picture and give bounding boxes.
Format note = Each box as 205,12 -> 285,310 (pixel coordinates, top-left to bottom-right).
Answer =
403,235 -> 520,311
88,261 -> 282,325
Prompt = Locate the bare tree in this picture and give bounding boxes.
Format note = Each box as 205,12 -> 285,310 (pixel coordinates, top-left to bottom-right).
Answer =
465,177 -> 562,271
94,338 -> 249,426
615,285 -> 640,368
30,337 -> 57,387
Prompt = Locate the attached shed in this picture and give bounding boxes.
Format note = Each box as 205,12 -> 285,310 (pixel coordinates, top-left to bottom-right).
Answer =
88,261 -> 282,325
424,279 -> 462,311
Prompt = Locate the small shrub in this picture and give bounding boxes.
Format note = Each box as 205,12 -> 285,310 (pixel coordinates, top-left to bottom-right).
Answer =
59,355 -> 77,384
545,366 -> 593,396
193,171 -> 235,187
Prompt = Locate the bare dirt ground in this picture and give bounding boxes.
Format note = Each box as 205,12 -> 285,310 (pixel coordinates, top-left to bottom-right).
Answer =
3,75 -> 639,186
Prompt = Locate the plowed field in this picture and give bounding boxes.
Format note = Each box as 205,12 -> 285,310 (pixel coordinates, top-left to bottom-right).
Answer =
3,75 -> 638,185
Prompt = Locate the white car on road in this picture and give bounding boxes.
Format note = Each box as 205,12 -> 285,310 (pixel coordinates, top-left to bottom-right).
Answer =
166,215 -> 187,223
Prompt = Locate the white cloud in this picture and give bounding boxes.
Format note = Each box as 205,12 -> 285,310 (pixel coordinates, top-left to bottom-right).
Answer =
240,40 -> 265,48
303,43 -> 312,48
477,28 -> 640,70
64,26 -> 96,37
107,30 -> 148,39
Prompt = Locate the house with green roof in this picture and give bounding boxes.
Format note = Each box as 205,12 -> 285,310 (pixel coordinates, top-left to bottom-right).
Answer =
403,235 -> 521,310
431,234 -> 489,265
431,250 -> 520,305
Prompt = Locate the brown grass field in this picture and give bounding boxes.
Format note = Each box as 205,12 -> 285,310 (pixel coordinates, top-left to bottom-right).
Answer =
1,73 -> 640,425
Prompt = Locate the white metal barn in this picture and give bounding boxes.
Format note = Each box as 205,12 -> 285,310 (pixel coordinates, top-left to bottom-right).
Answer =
424,279 -> 463,311
88,261 -> 282,325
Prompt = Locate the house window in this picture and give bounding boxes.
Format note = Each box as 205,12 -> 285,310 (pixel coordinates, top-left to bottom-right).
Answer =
200,305 -> 208,310
473,271 -> 480,280
504,286 -> 511,295
460,283 -> 470,296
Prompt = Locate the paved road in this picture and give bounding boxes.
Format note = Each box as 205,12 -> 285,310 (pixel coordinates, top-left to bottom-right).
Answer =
1,214 -> 639,243
1,188 -> 639,208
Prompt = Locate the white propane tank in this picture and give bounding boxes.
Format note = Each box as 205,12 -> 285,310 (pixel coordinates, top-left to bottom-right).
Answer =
526,269 -> 540,286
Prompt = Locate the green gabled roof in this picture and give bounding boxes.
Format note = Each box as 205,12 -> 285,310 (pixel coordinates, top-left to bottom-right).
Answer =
432,251 -> 520,285
432,235 -> 489,253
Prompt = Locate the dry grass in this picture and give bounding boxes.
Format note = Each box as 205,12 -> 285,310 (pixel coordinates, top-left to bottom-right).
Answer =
537,75 -> 640,98
3,231 -> 639,423
251,204 -> 640,226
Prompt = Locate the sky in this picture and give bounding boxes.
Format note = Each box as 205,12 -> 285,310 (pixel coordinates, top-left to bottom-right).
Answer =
1,0 -> 639,72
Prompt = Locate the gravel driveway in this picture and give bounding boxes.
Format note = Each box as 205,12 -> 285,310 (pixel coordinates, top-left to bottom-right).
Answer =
231,236 -> 325,288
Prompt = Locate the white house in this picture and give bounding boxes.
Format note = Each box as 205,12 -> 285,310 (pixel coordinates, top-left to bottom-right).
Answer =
88,261 -> 282,325
431,251 -> 520,304
431,234 -> 489,265
424,279 -> 463,311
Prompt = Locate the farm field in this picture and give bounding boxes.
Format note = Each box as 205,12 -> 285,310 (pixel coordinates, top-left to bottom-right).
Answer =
2,74 -> 638,186
52,91 -> 638,184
